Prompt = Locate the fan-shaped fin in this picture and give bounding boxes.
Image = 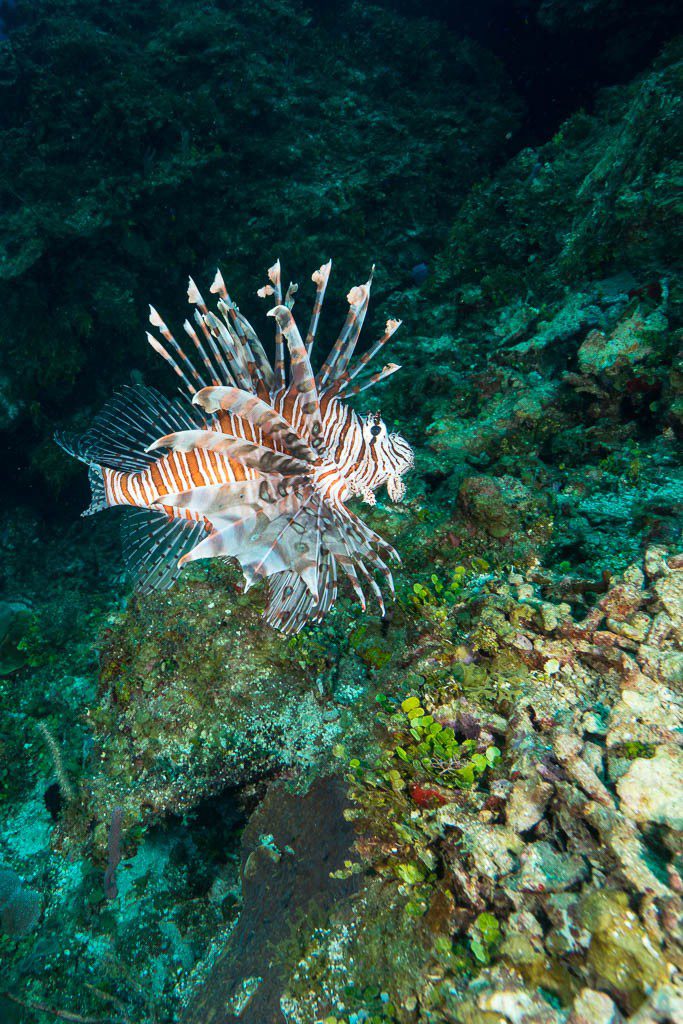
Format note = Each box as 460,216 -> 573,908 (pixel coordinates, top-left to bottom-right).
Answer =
159,478 -> 299,517
121,507 -> 209,592
238,494 -> 321,594
325,504 -> 397,603
55,386 -> 207,473
264,560 -> 338,635
176,483 -> 323,599
179,491 -> 300,576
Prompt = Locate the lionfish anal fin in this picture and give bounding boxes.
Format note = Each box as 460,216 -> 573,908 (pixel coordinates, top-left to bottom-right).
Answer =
121,508 -> 210,593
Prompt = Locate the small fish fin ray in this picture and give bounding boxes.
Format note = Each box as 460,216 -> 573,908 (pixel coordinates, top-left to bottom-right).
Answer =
55,386 -> 208,473
121,507 -> 209,593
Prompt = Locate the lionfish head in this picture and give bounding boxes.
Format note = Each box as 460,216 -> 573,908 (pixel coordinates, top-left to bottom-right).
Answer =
361,411 -> 414,502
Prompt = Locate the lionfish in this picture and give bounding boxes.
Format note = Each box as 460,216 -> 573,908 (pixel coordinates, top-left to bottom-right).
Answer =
56,260 -> 414,634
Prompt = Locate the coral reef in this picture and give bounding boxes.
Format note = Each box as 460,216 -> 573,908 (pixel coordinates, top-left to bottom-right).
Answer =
266,551 -> 683,1023
0,3 -> 681,1023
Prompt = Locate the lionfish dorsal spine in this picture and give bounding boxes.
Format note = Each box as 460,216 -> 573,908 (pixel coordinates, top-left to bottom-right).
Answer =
305,259 -> 332,356
267,304 -> 322,446
339,318 -> 403,388
317,270 -> 372,388
182,318 -> 223,387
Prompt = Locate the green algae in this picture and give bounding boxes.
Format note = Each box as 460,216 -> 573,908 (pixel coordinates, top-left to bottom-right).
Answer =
579,891 -> 669,1010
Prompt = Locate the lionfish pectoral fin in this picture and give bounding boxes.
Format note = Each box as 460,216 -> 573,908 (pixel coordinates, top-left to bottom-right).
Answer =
238,497 -> 321,595
192,386 -> 317,463
264,552 -> 337,635
177,490 -> 296,573
155,482 -> 266,517
146,429 -> 311,477
298,562 -> 320,599
121,507 -> 210,593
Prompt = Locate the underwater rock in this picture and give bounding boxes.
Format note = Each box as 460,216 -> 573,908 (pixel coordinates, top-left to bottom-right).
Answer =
616,746 -> 683,829
507,841 -> 589,894
431,39 -> 682,346
576,308 -> 661,381
505,777 -> 554,833
63,561 -> 383,854
0,600 -> 33,675
653,572 -> 683,622
182,775 -> 360,1024
458,475 -> 516,539
568,987 -> 621,1024
578,891 -> 669,1011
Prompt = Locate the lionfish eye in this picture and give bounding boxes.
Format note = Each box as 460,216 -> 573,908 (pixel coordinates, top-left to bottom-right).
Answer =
370,425 -> 382,436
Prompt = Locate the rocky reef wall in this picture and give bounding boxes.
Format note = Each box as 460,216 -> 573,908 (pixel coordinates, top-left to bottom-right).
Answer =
0,2 -> 681,1023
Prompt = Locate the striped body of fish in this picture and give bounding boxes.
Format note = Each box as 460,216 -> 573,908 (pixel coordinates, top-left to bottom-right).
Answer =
56,259 -> 413,634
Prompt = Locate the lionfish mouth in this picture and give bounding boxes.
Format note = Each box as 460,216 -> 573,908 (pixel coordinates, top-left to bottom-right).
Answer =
56,257 -> 414,635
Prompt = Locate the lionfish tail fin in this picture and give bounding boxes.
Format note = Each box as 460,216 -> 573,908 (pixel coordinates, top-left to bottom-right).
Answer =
83,464 -> 107,516
55,428 -> 109,515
